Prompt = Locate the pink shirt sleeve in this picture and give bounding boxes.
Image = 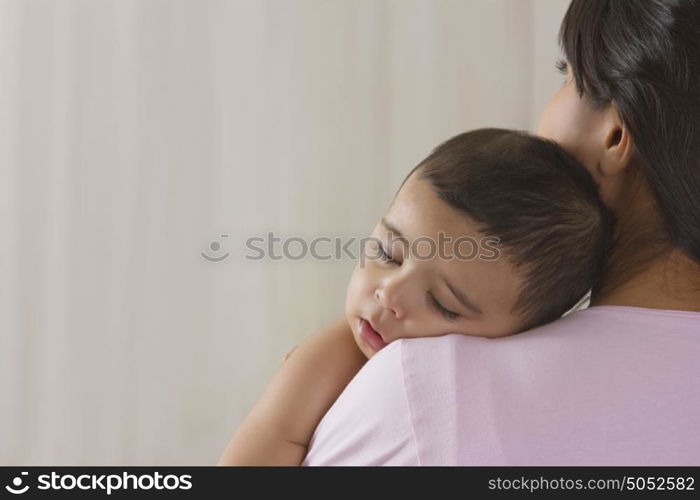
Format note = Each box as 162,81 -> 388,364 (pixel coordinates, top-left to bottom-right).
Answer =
302,341 -> 420,465
302,306 -> 700,466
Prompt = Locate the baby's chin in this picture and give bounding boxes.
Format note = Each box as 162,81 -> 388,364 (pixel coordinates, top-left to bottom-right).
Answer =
360,346 -> 375,360
352,329 -> 376,360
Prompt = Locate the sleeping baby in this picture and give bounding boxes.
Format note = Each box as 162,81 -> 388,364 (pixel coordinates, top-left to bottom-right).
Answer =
218,128 -> 614,465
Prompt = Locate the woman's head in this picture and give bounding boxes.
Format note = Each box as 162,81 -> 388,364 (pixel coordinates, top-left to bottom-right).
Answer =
538,0 -> 700,294
346,129 -> 613,358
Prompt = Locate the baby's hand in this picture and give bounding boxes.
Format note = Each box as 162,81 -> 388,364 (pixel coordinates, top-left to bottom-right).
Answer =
281,345 -> 298,363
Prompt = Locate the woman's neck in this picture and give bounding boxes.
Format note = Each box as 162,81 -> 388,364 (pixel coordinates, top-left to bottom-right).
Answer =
591,248 -> 700,312
591,171 -> 700,312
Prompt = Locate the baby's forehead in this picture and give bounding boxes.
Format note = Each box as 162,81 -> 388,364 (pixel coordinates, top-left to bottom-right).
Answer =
381,211 -> 486,245
382,221 -> 491,256
393,233 -> 518,281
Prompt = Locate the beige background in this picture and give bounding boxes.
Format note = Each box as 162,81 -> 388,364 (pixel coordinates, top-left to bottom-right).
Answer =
0,0 -> 569,465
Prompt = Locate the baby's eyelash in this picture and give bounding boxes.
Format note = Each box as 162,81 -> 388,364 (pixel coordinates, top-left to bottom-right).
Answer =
376,242 -> 396,264
555,58 -> 568,75
429,293 -> 460,321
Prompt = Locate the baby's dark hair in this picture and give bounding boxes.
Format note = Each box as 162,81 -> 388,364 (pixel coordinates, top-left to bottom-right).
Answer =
403,128 -> 615,332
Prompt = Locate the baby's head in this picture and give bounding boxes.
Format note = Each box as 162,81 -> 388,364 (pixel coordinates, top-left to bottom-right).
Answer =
346,128 -> 614,359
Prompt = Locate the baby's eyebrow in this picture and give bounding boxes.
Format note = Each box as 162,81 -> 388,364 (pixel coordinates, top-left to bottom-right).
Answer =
443,276 -> 483,315
380,217 -> 404,239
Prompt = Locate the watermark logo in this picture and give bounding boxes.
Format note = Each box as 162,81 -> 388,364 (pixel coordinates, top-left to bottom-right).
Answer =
243,231 -> 501,267
35,471 -> 192,494
2,471 -> 193,495
5,472 -> 29,495
201,234 -> 230,262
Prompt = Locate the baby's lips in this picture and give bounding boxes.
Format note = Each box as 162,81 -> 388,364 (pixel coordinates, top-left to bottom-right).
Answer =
359,318 -> 388,352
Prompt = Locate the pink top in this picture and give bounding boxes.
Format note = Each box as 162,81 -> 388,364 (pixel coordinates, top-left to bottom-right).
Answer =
302,305 -> 700,465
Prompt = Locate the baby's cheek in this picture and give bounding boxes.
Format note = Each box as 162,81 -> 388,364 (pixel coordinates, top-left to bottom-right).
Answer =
400,320 -> 457,340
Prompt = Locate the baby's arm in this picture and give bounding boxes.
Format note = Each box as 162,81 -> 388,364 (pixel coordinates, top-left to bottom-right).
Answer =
216,316 -> 367,466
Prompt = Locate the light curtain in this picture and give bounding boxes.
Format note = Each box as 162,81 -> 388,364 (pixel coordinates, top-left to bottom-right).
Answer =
0,0 -> 569,465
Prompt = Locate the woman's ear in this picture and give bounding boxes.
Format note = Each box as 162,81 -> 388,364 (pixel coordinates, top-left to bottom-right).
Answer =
599,105 -> 635,177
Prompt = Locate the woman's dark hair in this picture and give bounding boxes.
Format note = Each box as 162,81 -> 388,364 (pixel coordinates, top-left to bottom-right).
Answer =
560,0 -> 700,287
403,128 -> 614,332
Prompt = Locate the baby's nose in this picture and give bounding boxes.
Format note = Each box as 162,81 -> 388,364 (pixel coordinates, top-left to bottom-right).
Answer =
375,287 -> 404,319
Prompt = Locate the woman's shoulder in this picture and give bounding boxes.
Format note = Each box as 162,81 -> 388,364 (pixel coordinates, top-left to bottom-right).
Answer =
307,305 -> 700,466
402,305 -> 700,348
394,304 -> 700,371
568,304 -> 700,321
520,304 -> 700,342
386,305 -> 700,466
